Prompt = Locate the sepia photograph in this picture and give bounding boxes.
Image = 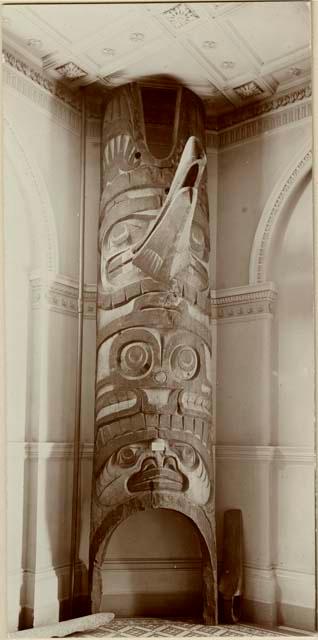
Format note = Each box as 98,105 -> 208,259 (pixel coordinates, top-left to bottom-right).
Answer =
1,1 -> 315,637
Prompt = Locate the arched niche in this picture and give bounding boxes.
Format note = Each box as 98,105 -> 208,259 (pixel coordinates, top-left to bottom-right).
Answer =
271,170 -> 314,446
4,115 -> 60,628
249,141 -> 312,285
4,116 -> 59,275
266,167 -> 315,628
89,499 -> 216,624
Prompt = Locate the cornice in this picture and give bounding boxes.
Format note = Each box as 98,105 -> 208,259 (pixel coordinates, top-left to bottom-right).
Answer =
3,48 -> 103,137
29,279 -> 279,320
210,283 -> 278,319
3,47 -> 311,146
3,49 -> 80,111
215,100 -> 312,149
216,84 -> 312,130
30,274 -> 96,318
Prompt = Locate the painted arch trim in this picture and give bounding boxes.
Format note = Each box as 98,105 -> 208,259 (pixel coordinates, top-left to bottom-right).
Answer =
249,139 -> 312,285
4,116 -> 59,273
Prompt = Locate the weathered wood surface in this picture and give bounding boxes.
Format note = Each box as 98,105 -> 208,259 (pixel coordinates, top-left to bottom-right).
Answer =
89,84 -> 217,623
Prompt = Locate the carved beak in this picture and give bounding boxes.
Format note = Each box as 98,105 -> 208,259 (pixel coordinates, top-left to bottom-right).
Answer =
132,136 -> 207,283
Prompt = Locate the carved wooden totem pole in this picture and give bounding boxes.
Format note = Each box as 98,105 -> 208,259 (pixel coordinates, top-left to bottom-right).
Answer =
89,84 -> 217,623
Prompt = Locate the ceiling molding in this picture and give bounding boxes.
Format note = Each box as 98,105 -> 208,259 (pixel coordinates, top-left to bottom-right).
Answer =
3,46 -> 312,146
3,47 -> 105,120
214,98 -> 312,149
217,83 -> 312,130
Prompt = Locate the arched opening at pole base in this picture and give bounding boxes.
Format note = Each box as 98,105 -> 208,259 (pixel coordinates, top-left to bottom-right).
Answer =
89,498 -> 217,624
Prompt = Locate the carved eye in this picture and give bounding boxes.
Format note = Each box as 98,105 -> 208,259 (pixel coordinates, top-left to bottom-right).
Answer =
117,446 -> 141,467
172,443 -> 197,469
109,222 -> 130,247
170,345 -> 198,381
119,341 -> 153,379
180,445 -> 197,467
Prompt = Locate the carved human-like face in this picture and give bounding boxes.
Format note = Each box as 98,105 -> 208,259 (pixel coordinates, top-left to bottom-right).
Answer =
95,438 -> 211,507
96,322 -> 212,429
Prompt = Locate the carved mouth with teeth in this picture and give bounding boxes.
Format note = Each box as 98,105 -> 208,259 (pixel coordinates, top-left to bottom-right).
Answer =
127,456 -> 186,493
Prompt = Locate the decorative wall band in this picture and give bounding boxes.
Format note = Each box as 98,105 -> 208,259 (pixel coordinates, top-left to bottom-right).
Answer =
216,445 -> 315,464
211,283 -> 278,319
216,101 -> 311,149
101,558 -> 202,571
217,84 -> 312,130
3,52 -> 101,137
31,280 -> 278,321
7,442 -> 315,465
30,275 -> 96,318
7,442 -> 94,460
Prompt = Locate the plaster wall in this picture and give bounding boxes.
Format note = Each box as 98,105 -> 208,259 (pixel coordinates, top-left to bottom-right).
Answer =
4,79 -> 97,629
215,120 -> 315,630
216,121 -> 311,289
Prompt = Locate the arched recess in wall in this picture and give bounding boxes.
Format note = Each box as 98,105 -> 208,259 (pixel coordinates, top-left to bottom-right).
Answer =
4,116 -> 59,274
249,139 -> 312,285
4,115 -> 60,630
248,137 -> 315,629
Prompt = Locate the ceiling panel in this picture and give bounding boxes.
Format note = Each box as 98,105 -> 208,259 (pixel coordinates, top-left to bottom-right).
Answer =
225,1 -> 310,68
103,43 -> 211,89
185,21 -> 254,83
84,13 -> 165,71
26,4 -> 126,46
2,1 -> 312,116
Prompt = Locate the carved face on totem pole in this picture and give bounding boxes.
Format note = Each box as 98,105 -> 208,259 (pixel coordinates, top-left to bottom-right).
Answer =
90,84 -> 216,623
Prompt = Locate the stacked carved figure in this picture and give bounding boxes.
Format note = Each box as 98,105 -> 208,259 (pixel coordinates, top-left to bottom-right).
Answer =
89,84 -> 217,623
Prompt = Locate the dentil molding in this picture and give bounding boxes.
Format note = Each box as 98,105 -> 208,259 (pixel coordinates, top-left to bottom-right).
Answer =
29,279 -> 279,321
218,84 -> 312,129
29,278 -> 279,321
30,274 -> 96,319
3,49 -> 102,138
249,147 -> 312,284
210,283 -> 278,320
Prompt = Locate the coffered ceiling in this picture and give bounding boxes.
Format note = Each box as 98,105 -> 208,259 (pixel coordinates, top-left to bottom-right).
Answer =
2,1 -> 311,118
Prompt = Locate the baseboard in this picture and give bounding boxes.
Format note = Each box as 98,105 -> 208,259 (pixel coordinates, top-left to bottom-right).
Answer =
242,599 -> 315,632
277,602 -> 315,632
101,591 -> 202,617
242,599 -> 277,628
